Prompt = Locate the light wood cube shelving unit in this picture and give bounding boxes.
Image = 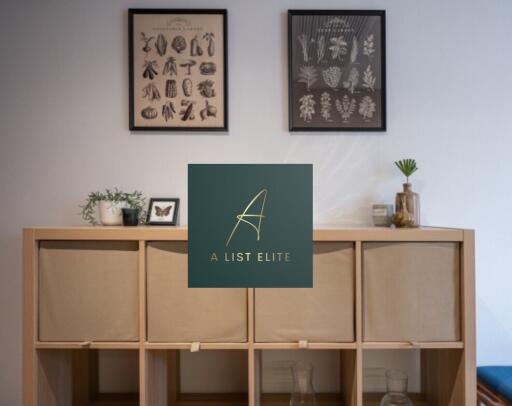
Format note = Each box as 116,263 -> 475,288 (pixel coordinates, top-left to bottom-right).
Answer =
22,227 -> 476,406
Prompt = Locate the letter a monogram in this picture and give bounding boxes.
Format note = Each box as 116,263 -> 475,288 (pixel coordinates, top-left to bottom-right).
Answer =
226,189 -> 268,246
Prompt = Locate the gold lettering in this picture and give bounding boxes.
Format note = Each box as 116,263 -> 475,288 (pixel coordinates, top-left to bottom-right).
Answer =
210,252 -> 218,262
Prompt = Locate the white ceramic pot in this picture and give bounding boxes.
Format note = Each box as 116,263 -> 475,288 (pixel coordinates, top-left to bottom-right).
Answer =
99,200 -> 127,226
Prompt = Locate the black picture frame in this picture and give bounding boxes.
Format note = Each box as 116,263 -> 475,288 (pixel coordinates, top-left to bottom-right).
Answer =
146,198 -> 180,225
129,9 -> 228,131
288,10 -> 386,132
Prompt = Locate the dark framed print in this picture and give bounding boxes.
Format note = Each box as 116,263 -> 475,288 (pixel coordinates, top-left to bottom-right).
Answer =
146,198 -> 180,225
129,9 -> 228,131
288,10 -> 386,131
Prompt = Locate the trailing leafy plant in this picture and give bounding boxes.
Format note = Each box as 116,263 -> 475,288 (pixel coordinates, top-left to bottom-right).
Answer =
395,159 -> 418,183
80,188 -> 146,225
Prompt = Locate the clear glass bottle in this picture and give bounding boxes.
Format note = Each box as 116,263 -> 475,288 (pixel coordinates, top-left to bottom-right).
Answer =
290,361 -> 317,406
380,369 -> 413,406
393,183 -> 420,227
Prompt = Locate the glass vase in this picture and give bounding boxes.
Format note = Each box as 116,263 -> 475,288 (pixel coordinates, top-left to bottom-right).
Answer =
393,183 -> 420,227
290,361 -> 317,406
380,369 -> 413,406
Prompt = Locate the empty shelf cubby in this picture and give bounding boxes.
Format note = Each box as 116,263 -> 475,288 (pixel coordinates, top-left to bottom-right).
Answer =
37,349 -> 139,406
145,349 -> 248,406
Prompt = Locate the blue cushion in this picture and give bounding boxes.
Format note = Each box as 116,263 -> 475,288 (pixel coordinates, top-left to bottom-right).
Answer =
478,366 -> 512,402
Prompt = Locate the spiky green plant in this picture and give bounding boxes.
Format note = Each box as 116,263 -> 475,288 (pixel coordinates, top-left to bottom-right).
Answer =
395,159 -> 418,183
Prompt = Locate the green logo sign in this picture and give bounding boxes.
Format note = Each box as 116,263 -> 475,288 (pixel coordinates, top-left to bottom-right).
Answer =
188,164 -> 312,287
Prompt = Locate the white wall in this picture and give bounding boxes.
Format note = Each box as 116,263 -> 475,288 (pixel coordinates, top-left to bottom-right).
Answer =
1,0 -> 512,403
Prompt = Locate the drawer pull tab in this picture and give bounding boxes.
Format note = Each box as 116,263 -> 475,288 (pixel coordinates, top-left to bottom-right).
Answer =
81,341 -> 91,348
298,340 -> 309,349
190,342 -> 201,352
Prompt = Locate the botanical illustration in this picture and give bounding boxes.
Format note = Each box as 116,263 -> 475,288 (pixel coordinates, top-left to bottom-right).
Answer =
298,66 -> 319,91
363,34 -> 375,59
336,95 -> 356,122
359,96 -> 376,119
343,67 -> 359,94
322,67 -> 342,89
328,36 -> 348,60
290,12 -> 384,129
320,92 -> 332,121
362,65 -> 376,91
299,94 -> 315,122
131,11 -> 225,129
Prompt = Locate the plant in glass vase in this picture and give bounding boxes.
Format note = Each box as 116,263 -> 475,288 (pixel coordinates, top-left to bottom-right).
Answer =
392,159 -> 420,228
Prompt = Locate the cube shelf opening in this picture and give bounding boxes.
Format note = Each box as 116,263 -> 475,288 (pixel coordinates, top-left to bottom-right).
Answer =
362,348 -> 464,406
256,349 -> 357,406
37,348 -> 139,406
146,349 -> 248,406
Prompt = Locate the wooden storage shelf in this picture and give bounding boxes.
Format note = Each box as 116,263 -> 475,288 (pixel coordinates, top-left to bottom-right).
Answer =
23,227 -> 475,406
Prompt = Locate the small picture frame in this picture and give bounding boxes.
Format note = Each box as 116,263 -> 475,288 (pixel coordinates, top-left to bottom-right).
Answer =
146,198 -> 180,225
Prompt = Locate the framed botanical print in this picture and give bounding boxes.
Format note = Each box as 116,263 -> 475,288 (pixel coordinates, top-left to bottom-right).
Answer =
129,9 -> 228,131
288,10 -> 386,131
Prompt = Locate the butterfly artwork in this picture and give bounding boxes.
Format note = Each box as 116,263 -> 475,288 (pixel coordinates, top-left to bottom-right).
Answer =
147,198 -> 180,225
155,205 -> 172,217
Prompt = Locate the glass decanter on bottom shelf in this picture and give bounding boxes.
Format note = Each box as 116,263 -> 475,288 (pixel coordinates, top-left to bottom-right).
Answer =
290,361 -> 318,406
380,369 -> 413,406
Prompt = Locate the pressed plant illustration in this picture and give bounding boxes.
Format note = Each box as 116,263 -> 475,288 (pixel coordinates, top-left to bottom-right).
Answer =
343,67 -> 360,94
328,36 -> 348,59
322,66 -> 342,89
142,82 -> 161,101
298,66 -> 319,91
155,34 -> 168,56
350,37 -> 359,64
358,96 -> 376,119
182,78 -> 193,97
171,35 -> 187,53
203,33 -> 215,57
163,57 -> 177,76
320,92 -> 332,121
140,32 -> 154,55
197,80 -> 216,98
362,65 -> 376,91
298,34 -> 311,62
336,95 -> 357,122
162,101 -> 176,121
200,100 -> 217,120
141,106 -> 157,120
180,100 -> 196,121
165,80 -> 177,98
190,35 -> 203,57
142,60 -> 158,80
299,94 -> 316,122
363,34 -> 375,58
317,36 -> 326,62
395,159 -> 418,183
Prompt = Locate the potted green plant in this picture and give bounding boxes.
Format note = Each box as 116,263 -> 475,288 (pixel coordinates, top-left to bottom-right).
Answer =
392,159 -> 420,228
80,189 -> 146,226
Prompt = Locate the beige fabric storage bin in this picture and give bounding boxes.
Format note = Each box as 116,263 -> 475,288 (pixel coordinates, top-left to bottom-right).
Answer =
363,242 -> 461,342
255,243 -> 355,342
146,242 -> 247,342
39,241 -> 139,342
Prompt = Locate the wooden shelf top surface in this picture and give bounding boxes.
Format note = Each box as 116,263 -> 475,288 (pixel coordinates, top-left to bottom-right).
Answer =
24,225 -> 470,241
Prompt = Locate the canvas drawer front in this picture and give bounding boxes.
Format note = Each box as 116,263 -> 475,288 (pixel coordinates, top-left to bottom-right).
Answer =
363,242 -> 461,342
39,241 -> 139,342
255,242 -> 355,342
146,241 -> 248,342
